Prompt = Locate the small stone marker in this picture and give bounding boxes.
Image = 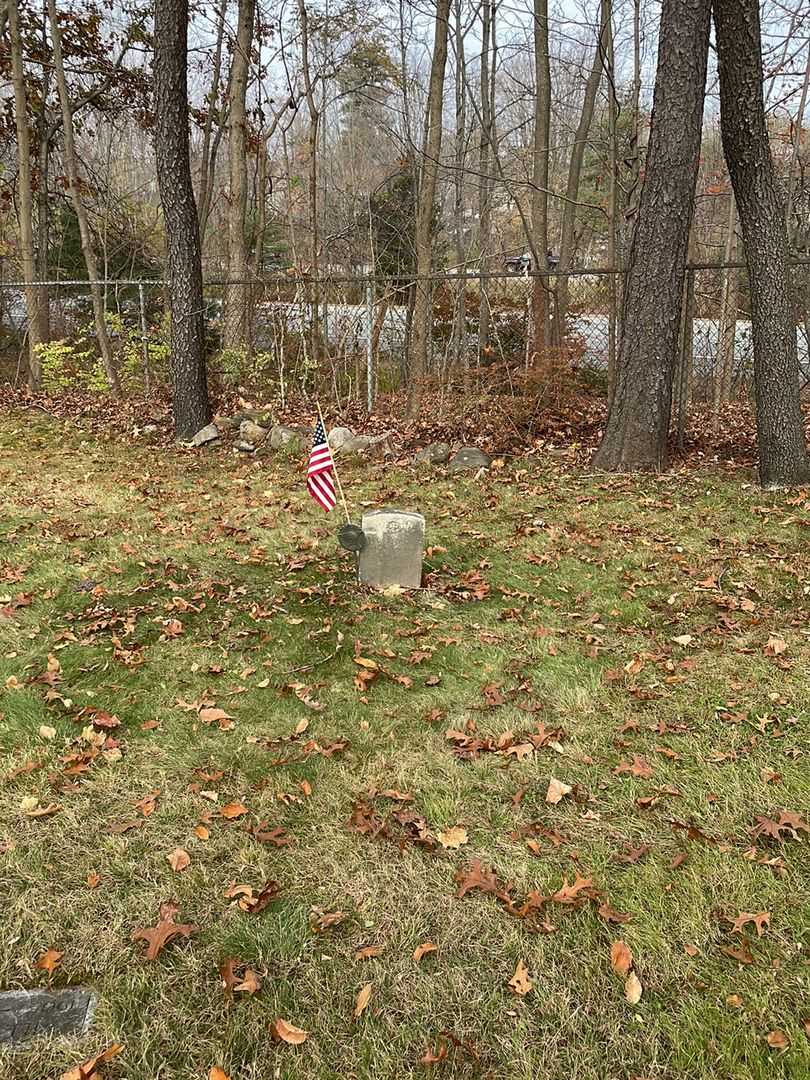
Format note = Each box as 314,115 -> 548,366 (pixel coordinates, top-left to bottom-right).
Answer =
358,510 -> 425,590
0,988 -> 96,1046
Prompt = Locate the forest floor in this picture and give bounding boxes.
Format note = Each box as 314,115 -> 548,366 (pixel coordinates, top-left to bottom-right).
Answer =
0,409 -> 808,1080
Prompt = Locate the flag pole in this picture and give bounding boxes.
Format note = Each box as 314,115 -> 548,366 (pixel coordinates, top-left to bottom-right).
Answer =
316,400 -> 351,523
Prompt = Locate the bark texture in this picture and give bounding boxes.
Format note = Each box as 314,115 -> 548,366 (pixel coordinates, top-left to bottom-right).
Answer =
592,0 -> 711,471
153,0 -> 212,439
224,0 -> 255,350
47,0 -> 120,395
528,0 -> 551,361
407,0 -> 451,415
714,0 -> 810,485
8,0 -> 46,388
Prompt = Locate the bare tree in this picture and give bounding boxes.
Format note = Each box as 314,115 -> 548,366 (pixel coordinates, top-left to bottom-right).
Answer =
528,0 -> 551,363
224,0 -> 255,351
47,0 -> 120,395
198,0 -> 228,244
593,0 -> 711,472
554,0 -> 609,341
153,0 -> 212,439
8,0 -> 46,389
714,0 -> 810,484
407,0 -> 451,415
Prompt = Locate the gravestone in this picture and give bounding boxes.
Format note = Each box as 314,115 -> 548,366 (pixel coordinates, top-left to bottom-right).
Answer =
358,510 -> 425,590
0,988 -> 96,1046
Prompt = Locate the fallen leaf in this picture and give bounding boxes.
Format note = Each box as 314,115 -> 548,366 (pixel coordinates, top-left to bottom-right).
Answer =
131,903 -> 198,960
766,1029 -> 789,1050
220,802 -> 248,819
311,910 -> 346,933
763,635 -> 787,657
546,777 -> 572,805
437,825 -> 468,849
86,871 -> 101,889
625,971 -> 643,1005
199,707 -> 234,725
194,824 -> 210,840
355,945 -> 383,960
60,1044 -> 124,1080
270,1018 -> 309,1045
39,725 -> 56,740
610,940 -> 633,978
730,911 -> 770,937
413,942 -> 437,963
507,958 -> 533,996
209,1070 -> 230,1080
35,948 -> 63,975
167,848 -> 191,873
354,982 -> 373,1019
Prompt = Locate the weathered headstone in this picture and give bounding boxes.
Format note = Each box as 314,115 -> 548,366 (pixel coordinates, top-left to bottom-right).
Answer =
358,509 -> 425,590
0,988 -> 96,1046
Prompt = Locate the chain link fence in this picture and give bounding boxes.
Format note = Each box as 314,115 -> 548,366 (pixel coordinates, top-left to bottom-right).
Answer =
2,265 -> 810,408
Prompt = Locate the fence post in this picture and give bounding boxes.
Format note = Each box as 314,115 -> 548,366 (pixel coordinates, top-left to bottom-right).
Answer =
366,275 -> 374,413
138,283 -> 151,397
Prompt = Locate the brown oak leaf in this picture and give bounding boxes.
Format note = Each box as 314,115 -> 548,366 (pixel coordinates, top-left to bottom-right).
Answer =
131,903 -> 198,960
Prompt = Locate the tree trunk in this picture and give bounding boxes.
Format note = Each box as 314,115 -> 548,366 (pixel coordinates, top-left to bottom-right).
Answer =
713,196 -> 737,420
35,6 -> 50,343
451,0 -> 467,375
592,0 -> 711,472
528,0 -> 551,365
224,0 -> 255,352
153,0 -> 212,439
407,0 -> 451,416
47,0 -> 120,395
8,0 -> 46,389
554,0 -> 608,342
198,0 -> 227,245
714,0 -> 810,485
297,0 -> 321,363
476,0 -> 495,369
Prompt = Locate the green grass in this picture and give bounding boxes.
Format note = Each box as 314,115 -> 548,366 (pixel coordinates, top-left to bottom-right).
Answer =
0,411 -> 808,1080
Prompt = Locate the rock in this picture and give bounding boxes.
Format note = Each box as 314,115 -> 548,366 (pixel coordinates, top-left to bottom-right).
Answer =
233,407 -> 274,427
239,419 -> 269,445
270,424 -> 305,451
448,446 -> 492,473
0,988 -> 97,1046
212,413 -> 239,431
339,433 -> 393,460
327,426 -> 354,451
236,440 -> 256,453
415,442 -> 451,465
358,509 -> 425,591
189,423 -> 220,447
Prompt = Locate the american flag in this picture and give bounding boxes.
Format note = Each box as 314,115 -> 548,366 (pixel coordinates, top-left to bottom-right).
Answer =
307,417 -> 336,512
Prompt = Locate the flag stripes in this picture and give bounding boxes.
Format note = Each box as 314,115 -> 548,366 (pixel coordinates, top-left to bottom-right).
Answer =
307,417 -> 337,512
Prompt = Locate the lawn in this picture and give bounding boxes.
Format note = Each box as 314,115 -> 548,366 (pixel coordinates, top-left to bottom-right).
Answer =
0,410 -> 808,1080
